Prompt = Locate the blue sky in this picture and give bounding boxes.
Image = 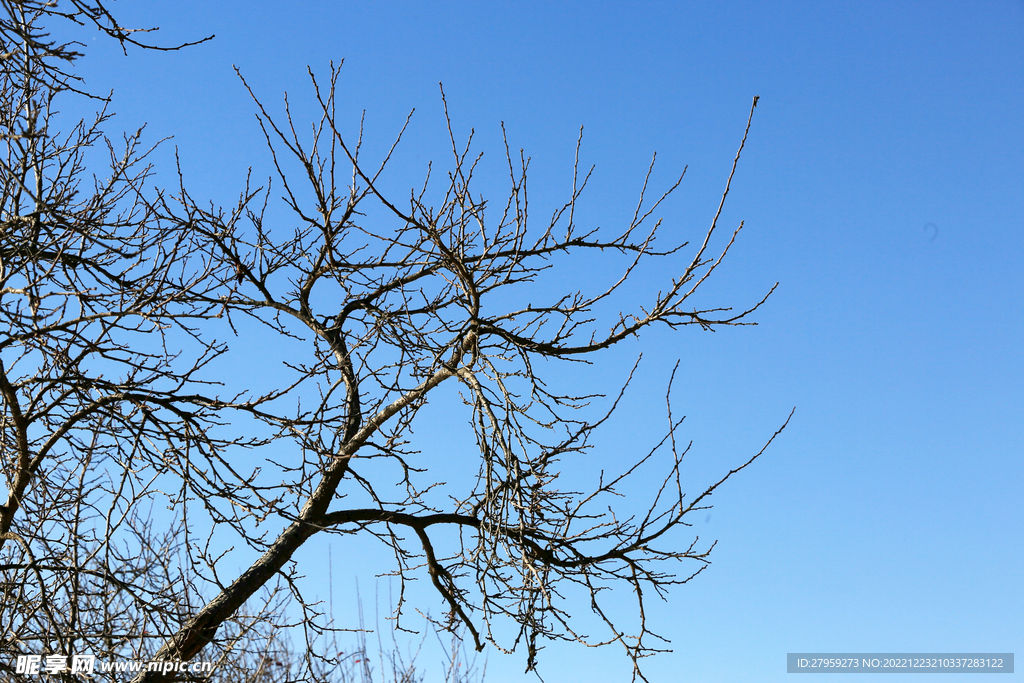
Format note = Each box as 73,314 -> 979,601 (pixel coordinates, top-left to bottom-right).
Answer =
67,2 -> 1022,681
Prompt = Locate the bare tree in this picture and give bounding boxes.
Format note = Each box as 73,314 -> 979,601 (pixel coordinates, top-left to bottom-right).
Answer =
0,2 -> 792,681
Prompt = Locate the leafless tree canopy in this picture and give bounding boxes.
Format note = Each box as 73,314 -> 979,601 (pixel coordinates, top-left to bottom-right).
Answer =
0,2 -> 791,681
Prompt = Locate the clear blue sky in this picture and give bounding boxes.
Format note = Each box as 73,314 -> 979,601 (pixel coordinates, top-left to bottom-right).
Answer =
68,2 -> 1022,681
